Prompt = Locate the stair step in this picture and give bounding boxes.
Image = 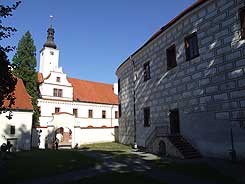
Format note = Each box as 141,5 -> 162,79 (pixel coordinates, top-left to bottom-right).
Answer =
168,135 -> 202,159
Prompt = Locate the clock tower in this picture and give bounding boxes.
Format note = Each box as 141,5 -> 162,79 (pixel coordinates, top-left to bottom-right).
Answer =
39,22 -> 60,78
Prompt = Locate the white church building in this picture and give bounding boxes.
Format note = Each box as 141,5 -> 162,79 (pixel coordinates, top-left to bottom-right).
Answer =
32,24 -> 119,149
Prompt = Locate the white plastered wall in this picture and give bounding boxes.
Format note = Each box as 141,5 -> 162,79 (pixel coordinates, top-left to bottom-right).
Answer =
0,111 -> 33,150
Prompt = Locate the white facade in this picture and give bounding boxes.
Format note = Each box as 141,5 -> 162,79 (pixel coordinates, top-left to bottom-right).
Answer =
33,25 -> 118,149
0,111 -> 33,150
39,47 -> 60,79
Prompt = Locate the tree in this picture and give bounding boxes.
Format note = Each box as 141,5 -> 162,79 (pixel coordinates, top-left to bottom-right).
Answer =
0,1 -> 21,118
12,31 -> 40,125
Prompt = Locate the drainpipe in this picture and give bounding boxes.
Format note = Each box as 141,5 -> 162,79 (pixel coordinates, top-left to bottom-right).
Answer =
110,105 -> 114,127
130,56 -> 137,149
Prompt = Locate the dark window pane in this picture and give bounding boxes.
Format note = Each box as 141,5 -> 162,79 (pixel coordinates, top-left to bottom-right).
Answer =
144,107 -> 150,127
102,110 -> 106,119
10,126 -> 15,134
115,111 -> 118,119
185,32 -> 199,61
240,7 -> 245,39
166,45 -> 177,70
88,110 -> 93,118
55,107 -> 60,113
73,109 -> 78,117
143,62 -> 151,81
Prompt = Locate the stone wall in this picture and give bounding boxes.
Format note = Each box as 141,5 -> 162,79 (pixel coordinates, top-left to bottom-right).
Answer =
117,0 -> 245,159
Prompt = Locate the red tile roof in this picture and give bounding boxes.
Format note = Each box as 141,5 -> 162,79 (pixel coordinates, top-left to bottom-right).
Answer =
117,0 -> 209,72
68,77 -> 118,105
4,78 -> 33,111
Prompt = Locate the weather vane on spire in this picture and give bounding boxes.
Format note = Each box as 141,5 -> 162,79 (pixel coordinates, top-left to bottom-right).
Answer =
50,15 -> 53,27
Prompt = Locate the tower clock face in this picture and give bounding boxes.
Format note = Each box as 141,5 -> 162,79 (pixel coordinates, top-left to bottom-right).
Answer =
50,51 -> 54,55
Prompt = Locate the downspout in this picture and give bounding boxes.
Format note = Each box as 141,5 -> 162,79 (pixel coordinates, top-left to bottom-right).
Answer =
111,105 -> 114,127
130,56 -> 137,149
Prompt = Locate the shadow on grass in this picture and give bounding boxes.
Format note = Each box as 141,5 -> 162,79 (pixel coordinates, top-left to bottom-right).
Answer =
1,149 -> 101,183
67,172 -> 168,184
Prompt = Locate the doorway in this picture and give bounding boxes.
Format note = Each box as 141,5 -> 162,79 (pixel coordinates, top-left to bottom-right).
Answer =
169,109 -> 180,135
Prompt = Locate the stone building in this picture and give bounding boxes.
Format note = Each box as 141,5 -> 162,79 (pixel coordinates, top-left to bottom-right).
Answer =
32,24 -> 118,149
116,0 -> 245,159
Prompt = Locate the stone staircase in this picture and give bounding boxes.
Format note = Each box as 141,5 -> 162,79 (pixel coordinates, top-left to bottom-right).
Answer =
168,135 -> 201,159
58,142 -> 72,149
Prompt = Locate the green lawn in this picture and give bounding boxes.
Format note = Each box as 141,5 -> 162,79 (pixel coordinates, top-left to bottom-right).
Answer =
80,142 -> 137,159
2,149 -> 99,182
68,172 -> 167,184
80,142 -> 132,153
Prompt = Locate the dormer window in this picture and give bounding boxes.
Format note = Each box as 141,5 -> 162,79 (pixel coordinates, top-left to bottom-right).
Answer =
56,77 -> 60,82
50,51 -> 54,55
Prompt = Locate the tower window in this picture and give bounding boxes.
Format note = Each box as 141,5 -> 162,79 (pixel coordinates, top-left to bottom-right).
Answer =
185,32 -> 199,61
166,45 -> 177,70
53,88 -> 63,97
56,77 -> 60,82
55,107 -> 60,113
10,126 -> 15,135
50,51 -> 54,55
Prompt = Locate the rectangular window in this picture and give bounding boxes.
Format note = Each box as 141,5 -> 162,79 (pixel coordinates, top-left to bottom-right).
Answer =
185,32 -> 199,61
10,126 -> 15,135
56,77 -> 60,82
119,104 -> 121,118
102,110 -> 106,119
143,61 -> 151,81
240,7 -> 245,39
118,79 -> 120,93
73,108 -> 78,117
53,88 -> 63,97
144,107 -> 150,127
166,44 -> 177,70
55,107 -> 60,113
88,109 -> 93,118
115,111 -> 118,119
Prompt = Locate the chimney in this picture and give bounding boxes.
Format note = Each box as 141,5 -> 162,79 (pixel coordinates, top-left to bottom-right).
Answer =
113,83 -> 118,95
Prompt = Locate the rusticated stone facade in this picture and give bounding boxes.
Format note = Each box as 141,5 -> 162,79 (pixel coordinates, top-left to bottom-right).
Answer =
116,0 -> 245,159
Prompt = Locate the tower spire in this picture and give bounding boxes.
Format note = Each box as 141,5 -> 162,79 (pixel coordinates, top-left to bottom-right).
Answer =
43,15 -> 57,49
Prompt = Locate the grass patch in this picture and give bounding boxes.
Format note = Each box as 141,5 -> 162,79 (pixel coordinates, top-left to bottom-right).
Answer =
80,142 -> 131,153
68,172 -> 167,184
3,149 -> 99,182
155,160 -> 240,184
80,142 -> 136,159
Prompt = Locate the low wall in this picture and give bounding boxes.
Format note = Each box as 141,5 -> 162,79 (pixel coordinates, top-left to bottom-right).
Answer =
79,127 -> 119,145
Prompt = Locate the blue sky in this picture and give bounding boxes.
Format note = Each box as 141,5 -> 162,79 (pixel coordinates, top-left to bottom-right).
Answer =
3,0 -> 196,84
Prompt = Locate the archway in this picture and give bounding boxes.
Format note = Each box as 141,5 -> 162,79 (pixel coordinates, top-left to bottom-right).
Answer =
159,140 -> 166,157
55,127 -> 72,146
